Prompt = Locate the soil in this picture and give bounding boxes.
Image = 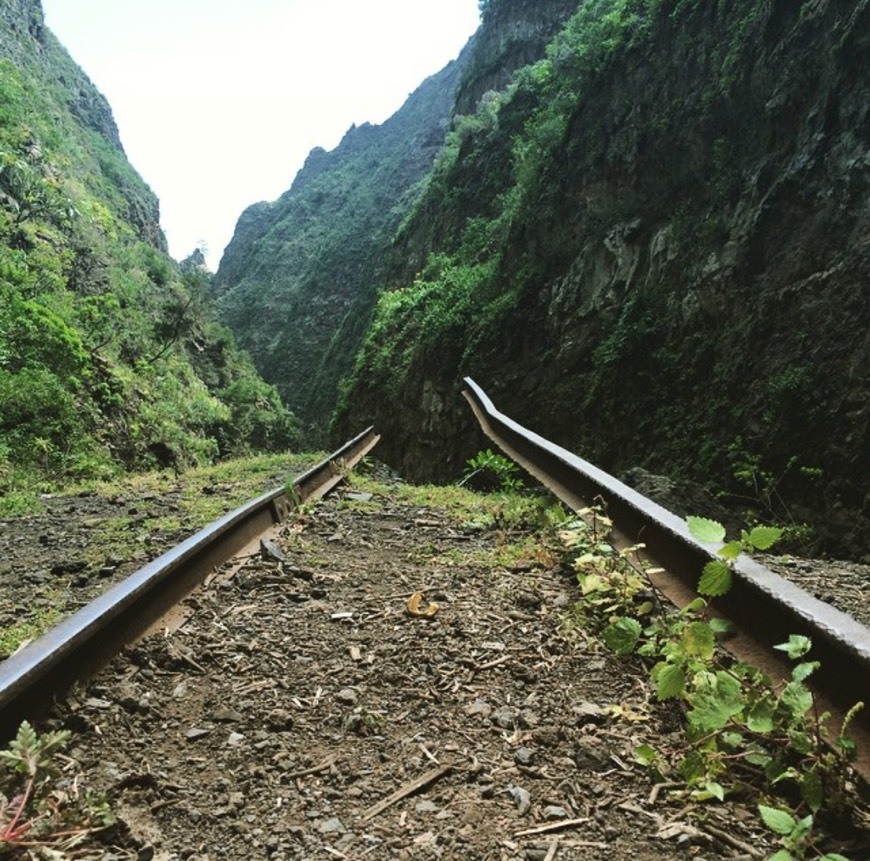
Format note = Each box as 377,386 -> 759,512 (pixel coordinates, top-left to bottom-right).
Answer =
11,474 -> 864,861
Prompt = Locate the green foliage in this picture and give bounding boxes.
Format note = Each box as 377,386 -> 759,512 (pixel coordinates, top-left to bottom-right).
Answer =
0,721 -> 113,850
462,448 -> 524,493
559,510 -> 861,855
0,31 -> 300,494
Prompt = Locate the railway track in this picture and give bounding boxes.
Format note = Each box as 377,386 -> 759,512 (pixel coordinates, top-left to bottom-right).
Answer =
0,383 -> 868,858
461,376 -> 870,780
0,426 -> 380,740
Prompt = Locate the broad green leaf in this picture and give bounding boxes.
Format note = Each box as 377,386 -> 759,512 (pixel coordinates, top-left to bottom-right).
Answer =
800,770 -> 824,813
745,750 -> 772,767
678,750 -> 705,783
698,559 -> 732,596
602,617 -> 642,655
746,525 -> 784,550
717,540 -> 742,560
686,516 -> 726,544
687,670 -> 744,732
680,596 -> 707,616
820,854 -> 853,861
792,661 -> 819,682
758,804 -> 797,835
705,781 -> 725,801
792,814 -> 813,842
721,731 -> 743,749
708,616 -> 735,635
767,852 -> 794,861
779,680 -> 813,717
633,743 -> 658,765
747,696 -> 776,733
682,621 -> 715,659
655,663 -> 686,700
774,634 -> 812,659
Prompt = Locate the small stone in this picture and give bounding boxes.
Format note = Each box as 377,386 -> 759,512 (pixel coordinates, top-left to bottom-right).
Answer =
227,732 -> 245,747
185,727 -> 210,741
415,800 -> 439,814
212,708 -> 244,723
518,709 -> 539,729
260,539 -> 287,563
493,706 -> 518,728
465,700 -> 492,718
508,785 -> 531,815
514,747 -> 535,766
266,708 -> 295,731
572,701 -> 607,724
336,688 -> 358,705
543,805 -> 570,820
318,817 -> 347,834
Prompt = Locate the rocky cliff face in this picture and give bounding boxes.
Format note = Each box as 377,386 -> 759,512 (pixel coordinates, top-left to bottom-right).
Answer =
336,0 -> 870,558
214,48 -> 472,435
454,0 -> 578,114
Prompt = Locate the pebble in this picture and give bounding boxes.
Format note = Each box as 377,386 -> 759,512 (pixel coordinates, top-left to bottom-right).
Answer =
493,706 -> 518,728
336,688 -> 358,705
514,747 -> 535,766
508,785 -> 531,815
318,817 -> 347,834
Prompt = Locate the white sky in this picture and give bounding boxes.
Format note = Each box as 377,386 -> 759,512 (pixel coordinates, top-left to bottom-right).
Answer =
41,1 -> 480,269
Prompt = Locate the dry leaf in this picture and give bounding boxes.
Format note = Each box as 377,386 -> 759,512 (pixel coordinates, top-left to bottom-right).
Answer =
406,591 -> 438,617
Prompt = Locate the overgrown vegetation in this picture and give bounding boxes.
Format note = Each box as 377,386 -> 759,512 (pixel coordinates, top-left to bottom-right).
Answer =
558,508 -> 864,860
0,721 -> 113,853
0,21 -> 299,500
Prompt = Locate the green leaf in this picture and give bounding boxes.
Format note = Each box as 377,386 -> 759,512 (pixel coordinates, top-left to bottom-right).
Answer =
779,680 -> 813,718
758,804 -> 797,835
705,781 -> 725,801
820,854 -> 853,861
800,770 -> 824,813
687,516 -> 726,544
718,540 -> 742,560
746,525 -> 784,551
682,621 -> 715,659
747,696 -> 776,733
602,617 -> 642,655
792,814 -> 814,843
774,635 -> 812,659
633,743 -> 658,766
767,852 -> 795,861
792,661 -> 819,682
686,670 -> 744,732
698,559 -> 732,596
655,663 -> 686,700
708,616 -> 735,635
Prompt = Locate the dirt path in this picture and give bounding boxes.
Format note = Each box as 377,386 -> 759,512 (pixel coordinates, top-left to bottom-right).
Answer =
39,478 -> 833,861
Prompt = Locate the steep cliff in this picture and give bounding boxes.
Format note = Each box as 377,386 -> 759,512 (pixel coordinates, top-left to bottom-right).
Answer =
214,49 -> 471,435
336,0 -> 870,558
0,1 -> 298,495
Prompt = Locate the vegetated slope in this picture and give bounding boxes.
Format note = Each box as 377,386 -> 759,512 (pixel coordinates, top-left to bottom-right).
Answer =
336,0 -> 870,559
212,53 -> 469,438
0,0 -> 298,501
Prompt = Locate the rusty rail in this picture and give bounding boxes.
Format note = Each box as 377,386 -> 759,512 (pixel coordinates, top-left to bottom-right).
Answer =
462,376 -> 870,776
0,427 -> 379,738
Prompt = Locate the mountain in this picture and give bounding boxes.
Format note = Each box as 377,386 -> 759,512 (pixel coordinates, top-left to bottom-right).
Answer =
213,47 -> 473,438
0,0 -> 298,498
331,0 -> 869,558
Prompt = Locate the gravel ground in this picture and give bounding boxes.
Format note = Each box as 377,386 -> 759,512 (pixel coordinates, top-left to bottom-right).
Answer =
15,481 -> 864,860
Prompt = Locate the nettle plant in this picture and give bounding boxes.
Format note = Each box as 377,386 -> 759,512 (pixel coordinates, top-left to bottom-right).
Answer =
560,510 -> 862,860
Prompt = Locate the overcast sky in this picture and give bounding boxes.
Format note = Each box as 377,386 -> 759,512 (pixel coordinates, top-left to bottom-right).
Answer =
41,1 -> 480,269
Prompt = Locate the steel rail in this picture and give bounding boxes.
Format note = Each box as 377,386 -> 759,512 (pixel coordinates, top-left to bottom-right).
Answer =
0,426 -> 380,739
462,377 -> 870,777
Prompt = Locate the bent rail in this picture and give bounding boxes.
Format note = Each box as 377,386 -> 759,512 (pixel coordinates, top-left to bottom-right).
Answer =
462,377 -> 870,775
0,427 -> 380,738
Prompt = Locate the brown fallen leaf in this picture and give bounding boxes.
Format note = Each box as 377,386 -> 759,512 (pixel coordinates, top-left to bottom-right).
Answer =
406,591 -> 438,618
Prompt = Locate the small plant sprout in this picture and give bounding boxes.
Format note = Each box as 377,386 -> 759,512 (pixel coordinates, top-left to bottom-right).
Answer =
686,515 -> 783,596
461,448 -> 524,493
0,720 -> 114,851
